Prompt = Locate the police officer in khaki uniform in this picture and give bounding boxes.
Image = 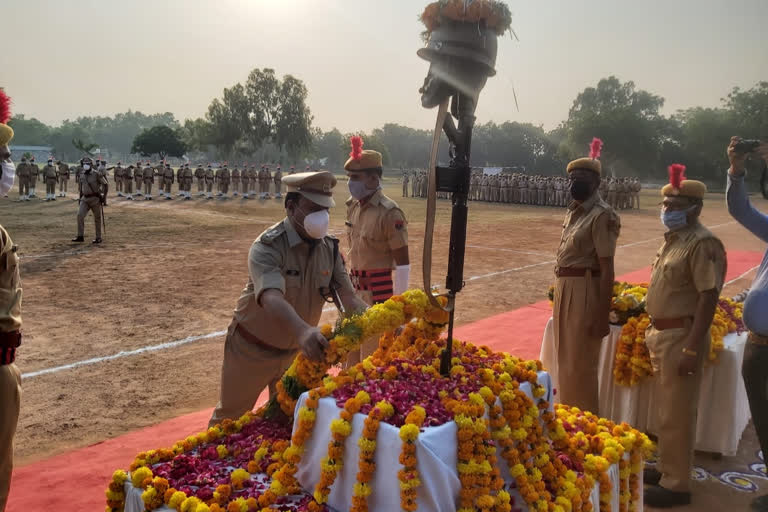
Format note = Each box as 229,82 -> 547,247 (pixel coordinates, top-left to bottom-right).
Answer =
42,158 -> 58,201
27,157 -> 39,199
643,169 -> 725,508
142,162 -> 155,199
114,161 -> 124,197
133,162 -> 143,197
72,157 -> 108,244
231,165 -> 240,197
56,160 -> 70,198
194,164 -> 205,196
162,163 -> 174,199
204,164 -> 215,199
180,164 -> 193,200
0,111 -> 23,512
209,171 -> 366,426
247,164 -> 258,198
15,157 -> 29,201
123,164 -> 134,199
344,139 -> 410,364
552,145 -> 620,414
273,166 -> 283,198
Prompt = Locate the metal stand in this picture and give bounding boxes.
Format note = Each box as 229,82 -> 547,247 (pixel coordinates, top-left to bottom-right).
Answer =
438,94 -> 476,376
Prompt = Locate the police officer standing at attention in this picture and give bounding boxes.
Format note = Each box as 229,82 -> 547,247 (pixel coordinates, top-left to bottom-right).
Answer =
0,93 -> 23,512
344,136 -> 410,365
643,165 -> 725,508
72,156 -> 108,244
552,139 -> 620,413
208,170 -> 367,426
123,164 -> 134,200
42,157 -> 58,201
57,160 -> 70,198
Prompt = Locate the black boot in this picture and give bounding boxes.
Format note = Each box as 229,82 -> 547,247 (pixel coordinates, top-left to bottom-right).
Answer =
71,236 -> 84,242
644,486 -> 691,508
92,238 -> 102,244
644,467 -> 662,486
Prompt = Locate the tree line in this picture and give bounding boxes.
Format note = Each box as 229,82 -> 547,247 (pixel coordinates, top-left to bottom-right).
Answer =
8,73 -> 767,186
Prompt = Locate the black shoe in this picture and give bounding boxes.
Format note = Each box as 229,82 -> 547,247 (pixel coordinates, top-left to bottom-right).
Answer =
644,467 -> 662,486
92,238 -> 102,244
71,236 -> 84,242
644,486 -> 691,508
752,494 -> 768,511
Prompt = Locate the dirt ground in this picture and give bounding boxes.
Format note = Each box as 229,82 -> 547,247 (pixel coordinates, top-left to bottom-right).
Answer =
5,178 -> 768,511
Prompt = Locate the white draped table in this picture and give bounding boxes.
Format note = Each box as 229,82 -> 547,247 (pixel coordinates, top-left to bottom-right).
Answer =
540,317 -> 751,456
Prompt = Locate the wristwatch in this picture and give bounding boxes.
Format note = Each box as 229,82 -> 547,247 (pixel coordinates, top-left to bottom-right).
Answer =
682,347 -> 698,357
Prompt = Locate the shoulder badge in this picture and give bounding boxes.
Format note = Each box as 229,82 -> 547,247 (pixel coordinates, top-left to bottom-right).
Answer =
379,195 -> 399,210
259,221 -> 286,245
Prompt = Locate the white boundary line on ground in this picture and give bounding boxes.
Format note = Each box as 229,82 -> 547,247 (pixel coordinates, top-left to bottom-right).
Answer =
724,265 -> 760,287
19,220 -> 743,380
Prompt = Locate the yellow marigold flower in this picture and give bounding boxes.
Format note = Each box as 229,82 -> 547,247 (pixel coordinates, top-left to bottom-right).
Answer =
141,487 -> 158,505
269,478 -> 286,495
180,496 -> 202,512
375,400 -> 394,418
282,445 -> 303,461
450,365 -> 466,376
330,418 -> 352,437
399,423 -> 420,442
195,504 -> 211,512
131,467 -> 153,489
510,463 -> 526,478
298,407 -> 316,423
468,392 -> 484,407
230,468 -> 250,486
512,428 -> 528,441
476,495 -> 496,508
112,470 -> 128,485
355,390 -> 371,404
168,490 -> 187,509
358,438 -> 377,453
216,445 -> 229,459
353,482 -> 373,497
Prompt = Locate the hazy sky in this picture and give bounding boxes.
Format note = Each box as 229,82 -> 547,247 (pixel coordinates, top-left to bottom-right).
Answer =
2,0 -> 766,133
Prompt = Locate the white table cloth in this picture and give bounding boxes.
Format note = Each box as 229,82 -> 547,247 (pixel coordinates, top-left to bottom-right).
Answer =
540,317 -> 751,456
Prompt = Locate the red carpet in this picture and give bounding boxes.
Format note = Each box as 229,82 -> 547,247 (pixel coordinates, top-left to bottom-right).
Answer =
7,250 -> 763,511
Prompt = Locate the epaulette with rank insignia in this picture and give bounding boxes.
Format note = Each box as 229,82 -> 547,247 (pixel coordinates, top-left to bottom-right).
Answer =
259,222 -> 286,245
379,195 -> 399,210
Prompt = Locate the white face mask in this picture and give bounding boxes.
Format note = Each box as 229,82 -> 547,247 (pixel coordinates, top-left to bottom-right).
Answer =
301,209 -> 330,239
83,164 -> 91,171
0,161 -> 16,196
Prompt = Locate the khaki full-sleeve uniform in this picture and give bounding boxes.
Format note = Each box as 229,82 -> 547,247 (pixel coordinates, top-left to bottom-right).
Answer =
181,166 -> 193,198
28,163 -> 39,197
645,223 -> 726,493
42,164 -> 58,198
162,166 -> 174,196
77,170 -> 108,239
123,166 -> 134,196
204,167 -> 215,197
0,226 -> 22,512
57,163 -> 70,196
114,165 -> 124,195
231,167 -> 240,195
142,166 -> 155,196
553,193 -> 620,413
209,218 -> 355,427
273,169 -> 283,198
194,166 -> 205,194
134,165 -> 144,194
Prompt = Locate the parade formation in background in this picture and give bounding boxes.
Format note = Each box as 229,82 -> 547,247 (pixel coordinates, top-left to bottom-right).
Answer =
403,169 -> 641,209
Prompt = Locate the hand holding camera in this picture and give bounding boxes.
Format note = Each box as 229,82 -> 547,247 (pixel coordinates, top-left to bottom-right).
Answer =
728,136 -> 766,175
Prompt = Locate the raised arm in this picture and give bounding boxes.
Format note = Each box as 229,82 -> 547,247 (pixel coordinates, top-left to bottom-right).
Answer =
726,137 -> 768,243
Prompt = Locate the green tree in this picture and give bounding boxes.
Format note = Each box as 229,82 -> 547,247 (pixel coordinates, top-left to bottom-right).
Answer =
562,76 -> 666,177
724,81 -> 768,137
131,125 -> 187,159
7,114 -> 50,145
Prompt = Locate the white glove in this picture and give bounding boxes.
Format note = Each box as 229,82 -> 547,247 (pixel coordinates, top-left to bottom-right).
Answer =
393,264 -> 410,296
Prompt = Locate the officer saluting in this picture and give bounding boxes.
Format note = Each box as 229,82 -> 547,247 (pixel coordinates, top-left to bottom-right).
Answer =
72,156 -> 108,244
209,171 -> 366,426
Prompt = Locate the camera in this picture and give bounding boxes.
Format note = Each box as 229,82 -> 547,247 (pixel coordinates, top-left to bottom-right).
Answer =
734,139 -> 762,154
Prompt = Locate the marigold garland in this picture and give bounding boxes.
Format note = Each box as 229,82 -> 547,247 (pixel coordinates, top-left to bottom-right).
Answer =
398,405 -> 427,511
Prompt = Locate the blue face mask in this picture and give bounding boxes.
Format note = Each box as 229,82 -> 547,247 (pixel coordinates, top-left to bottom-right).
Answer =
348,180 -> 378,200
661,208 -> 690,230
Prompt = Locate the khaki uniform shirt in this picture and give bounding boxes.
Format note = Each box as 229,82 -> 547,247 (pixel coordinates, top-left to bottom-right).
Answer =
345,189 -> 408,270
556,193 -> 620,270
43,165 -> 58,182
274,170 -> 282,184
143,166 -> 155,181
232,218 -> 354,350
163,167 -> 174,181
195,167 -> 205,179
205,168 -> 215,181
0,226 -> 22,333
114,166 -> 124,179
646,223 -> 726,319
79,170 -> 108,203
123,167 -> 133,180
182,168 -> 193,181
57,164 -> 70,179
232,168 -> 240,179
28,164 -> 39,182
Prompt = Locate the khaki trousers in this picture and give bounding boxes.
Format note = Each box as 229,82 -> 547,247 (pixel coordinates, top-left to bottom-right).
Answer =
18,178 -> 29,197
197,178 -> 204,192
124,180 -> 133,194
77,198 -> 102,238
144,181 -> 152,195
646,325 -> 706,492
59,178 -> 68,193
206,180 -> 213,193
209,321 -> 296,427
46,180 -> 56,195
552,274 -> 602,413
0,363 -> 21,512
164,180 -> 172,194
